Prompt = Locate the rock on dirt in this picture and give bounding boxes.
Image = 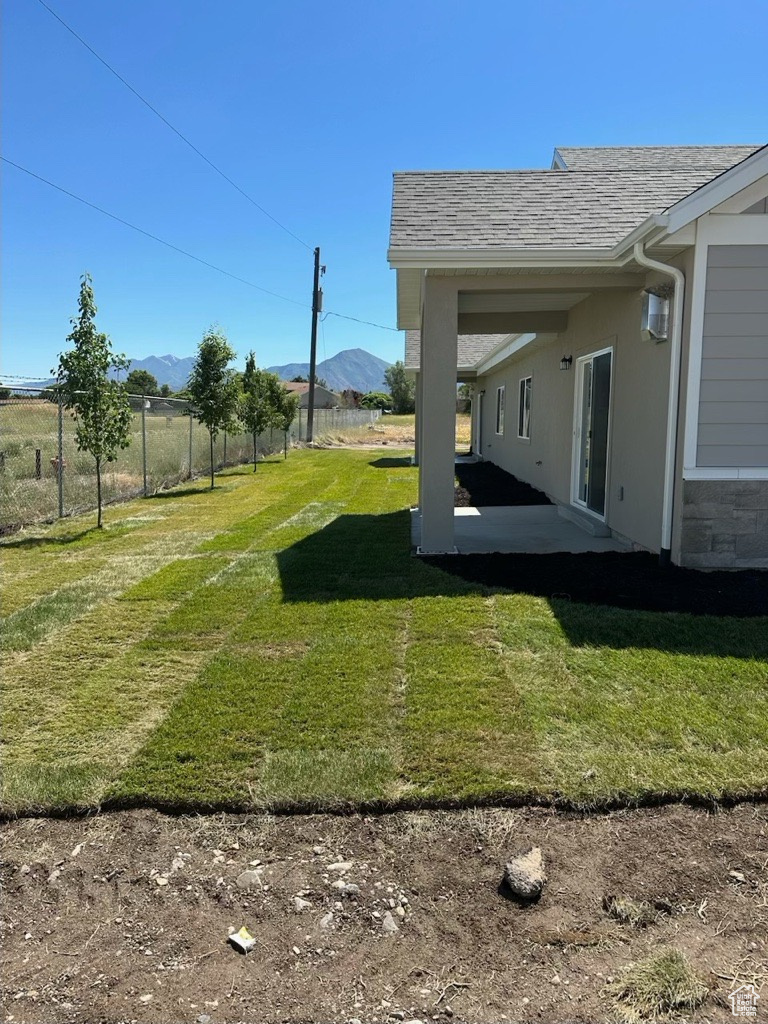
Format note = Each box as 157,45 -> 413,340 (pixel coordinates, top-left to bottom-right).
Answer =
382,911 -> 400,935
236,869 -> 263,888
504,846 -> 546,900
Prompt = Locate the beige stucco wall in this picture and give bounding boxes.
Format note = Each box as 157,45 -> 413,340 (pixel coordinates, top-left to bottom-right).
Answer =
476,285 -> 673,553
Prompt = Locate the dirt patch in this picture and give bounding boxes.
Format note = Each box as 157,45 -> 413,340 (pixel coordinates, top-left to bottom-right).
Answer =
454,462 -> 552,508
424,550 -> 768,617
2,804 -> 766,1023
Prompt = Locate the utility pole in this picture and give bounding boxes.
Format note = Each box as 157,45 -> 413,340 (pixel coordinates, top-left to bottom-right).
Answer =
306,246 -> 324,443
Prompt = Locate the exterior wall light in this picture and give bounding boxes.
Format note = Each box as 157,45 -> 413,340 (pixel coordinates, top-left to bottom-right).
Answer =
560,355 -> 573,370
641,287 -> 672,342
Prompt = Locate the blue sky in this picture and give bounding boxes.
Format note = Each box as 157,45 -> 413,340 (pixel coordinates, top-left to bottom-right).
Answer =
3,0 -> 767,380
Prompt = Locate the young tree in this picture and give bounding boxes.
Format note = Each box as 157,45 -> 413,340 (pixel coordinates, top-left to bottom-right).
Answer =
361,391 -> 391,410
273,386 -> 300,459
125,368 -> 160,396
384,360 -> 416,414
159,383 -> 172,398
53,275 -> 133,528
290,373 -> 329,389
187,327 -> 240,489
339,388 -> 362,409
240,352 -> 284,471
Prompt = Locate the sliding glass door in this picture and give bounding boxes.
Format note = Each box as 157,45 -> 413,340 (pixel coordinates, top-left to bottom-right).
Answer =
573,349 -> 612,517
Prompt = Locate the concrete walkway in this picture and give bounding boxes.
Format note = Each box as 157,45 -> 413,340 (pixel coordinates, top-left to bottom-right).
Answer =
411,505 -> 629,555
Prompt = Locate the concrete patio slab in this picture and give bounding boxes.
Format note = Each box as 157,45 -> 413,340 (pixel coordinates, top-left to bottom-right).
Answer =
412,505 -> 629,554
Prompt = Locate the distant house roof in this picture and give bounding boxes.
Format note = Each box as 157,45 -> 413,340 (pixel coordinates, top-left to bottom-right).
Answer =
390,167 -> 735,252
405,330 -> 507,371
281,380 -> 340,399
552,145 -> 761,171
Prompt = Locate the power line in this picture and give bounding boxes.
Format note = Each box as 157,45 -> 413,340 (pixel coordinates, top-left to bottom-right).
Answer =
35,0 -> 314,253
5,157 -> 401,333
323,307 -> 399,331
2,157 -> 309,309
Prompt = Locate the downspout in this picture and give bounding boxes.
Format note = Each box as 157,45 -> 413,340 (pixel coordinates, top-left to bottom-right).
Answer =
632,242 -> 685,567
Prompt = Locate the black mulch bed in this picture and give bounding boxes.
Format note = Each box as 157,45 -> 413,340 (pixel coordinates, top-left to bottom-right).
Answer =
422,550 -> 768,617
455,461 -> 551,507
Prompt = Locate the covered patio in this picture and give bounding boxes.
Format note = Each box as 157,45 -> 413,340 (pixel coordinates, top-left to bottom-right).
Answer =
411,503 -> 629,555
405,270 -> 646,554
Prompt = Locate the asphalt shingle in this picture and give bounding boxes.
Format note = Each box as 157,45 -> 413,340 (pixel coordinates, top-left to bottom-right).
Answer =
405,330 -> 506,370
554,145 -> 761,171
390,167 -> 729,251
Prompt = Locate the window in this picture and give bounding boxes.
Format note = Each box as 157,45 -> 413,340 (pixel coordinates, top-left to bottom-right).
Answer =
495,386 -> 505,435
518,376 -> 532,439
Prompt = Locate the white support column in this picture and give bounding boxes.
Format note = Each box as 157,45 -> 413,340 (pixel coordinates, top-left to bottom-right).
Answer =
413,371 -> 421,468
418,277 -> 458,553
468,387 -> 476,455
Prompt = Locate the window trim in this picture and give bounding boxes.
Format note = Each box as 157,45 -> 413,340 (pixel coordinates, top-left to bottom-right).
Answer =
517,375 -> 532,441
495,385 -> 505,435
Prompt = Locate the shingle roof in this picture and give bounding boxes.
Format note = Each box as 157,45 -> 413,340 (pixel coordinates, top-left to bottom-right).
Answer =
390,167 -> 728,251
282,381 -> 338,396
554,145 -> 761,171
405,330 -> 506,370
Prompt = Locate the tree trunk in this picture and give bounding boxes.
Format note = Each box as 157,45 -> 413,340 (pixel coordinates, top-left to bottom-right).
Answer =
96,456 -> 103,528
253,431 -> 258,471
209,431 -> 215,489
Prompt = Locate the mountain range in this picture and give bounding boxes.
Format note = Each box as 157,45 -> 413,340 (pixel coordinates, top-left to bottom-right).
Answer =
123,354 -> 196,392
22,348 -> 393,395
266,348 -> 391,393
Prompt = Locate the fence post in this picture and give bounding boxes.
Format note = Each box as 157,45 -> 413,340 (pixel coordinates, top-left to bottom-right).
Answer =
298,407 -> 303,441
223,431 -> 227,467
35,449 -> 42,480
188,411 -> 193,479
141,397 -> 148,496
57,396 -> 64,518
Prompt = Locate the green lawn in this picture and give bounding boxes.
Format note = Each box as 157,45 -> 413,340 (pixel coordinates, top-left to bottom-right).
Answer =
2,448 -> 766,814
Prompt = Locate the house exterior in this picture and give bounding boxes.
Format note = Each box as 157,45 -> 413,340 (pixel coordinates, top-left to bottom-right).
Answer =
388,144 -> 768,568
281,381 -> 340,409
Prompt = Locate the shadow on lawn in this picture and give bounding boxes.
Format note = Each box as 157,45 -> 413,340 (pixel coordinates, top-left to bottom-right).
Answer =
277,512 -> 768,655
149,486 -> 217,500
369,457 -> 413,469
0,523 -> 139,549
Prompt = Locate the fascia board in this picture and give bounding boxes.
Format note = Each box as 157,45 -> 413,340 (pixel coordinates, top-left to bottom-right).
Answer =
613,215 -> 670,259
663,147 -> 768,234
387,247 -> 618,270
475,334 -> 538,375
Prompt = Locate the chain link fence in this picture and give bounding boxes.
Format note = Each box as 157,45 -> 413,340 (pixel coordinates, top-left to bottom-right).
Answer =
290,406 -> 381,442
0,388 -> 379,531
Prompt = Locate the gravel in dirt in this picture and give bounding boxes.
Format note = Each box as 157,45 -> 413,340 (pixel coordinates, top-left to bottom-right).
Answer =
2,804 -> 766,1023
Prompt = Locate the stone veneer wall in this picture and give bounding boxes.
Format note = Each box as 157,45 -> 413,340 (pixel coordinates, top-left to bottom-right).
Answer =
681,481 -> 768,568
